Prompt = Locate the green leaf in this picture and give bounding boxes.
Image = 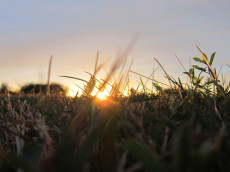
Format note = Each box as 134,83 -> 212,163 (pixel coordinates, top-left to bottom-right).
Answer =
189,68 -> 194,76
210,52 -> 216,66
193,57 -> 205,64
178,78 -> 184,90
203,53 -> 208,61
192,65 -> 206,72
153,83 -> 162,92
183,72 -> 190,75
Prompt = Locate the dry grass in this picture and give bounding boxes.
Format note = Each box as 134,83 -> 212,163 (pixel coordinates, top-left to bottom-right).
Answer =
0,47 -> 230,172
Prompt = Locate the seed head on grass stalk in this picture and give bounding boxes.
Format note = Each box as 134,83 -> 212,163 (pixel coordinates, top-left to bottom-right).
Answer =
60,52 -> 106,99
82,52 -> 100,98
97,37 -> 138,97
82,75 -> 96,99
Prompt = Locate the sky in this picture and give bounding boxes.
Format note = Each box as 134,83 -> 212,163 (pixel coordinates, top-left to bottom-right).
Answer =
0,0 -> 230,94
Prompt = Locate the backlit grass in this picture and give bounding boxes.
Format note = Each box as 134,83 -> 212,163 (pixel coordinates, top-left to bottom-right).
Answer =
0,47 -> 230,172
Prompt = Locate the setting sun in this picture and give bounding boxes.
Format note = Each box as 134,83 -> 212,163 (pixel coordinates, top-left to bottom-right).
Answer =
91,85 -> 112,100
68,90 -> 77,97
96,91 -> 108,100
67,86 -> 83,97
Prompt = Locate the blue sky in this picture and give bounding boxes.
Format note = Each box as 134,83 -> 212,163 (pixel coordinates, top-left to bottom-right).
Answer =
0,0 -> 230,92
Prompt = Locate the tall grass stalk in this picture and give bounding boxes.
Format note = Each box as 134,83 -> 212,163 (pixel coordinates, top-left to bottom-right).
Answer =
46,55 -> 53,96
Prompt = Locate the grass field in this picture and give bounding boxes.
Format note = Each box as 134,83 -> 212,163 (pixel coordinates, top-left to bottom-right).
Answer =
0,47 -> 230,172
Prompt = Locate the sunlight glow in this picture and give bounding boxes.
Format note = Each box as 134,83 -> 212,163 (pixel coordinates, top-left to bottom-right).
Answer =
68,90 -> 77,97
91,85 -> 112,100
96,91 -> 108,100
67,86 -> 82,97
67,84 -> 116,100
123,90 -> 128,97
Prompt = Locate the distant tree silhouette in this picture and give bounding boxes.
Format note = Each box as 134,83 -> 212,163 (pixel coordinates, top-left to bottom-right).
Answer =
20,83 -> 66,95
0,83 -> 9,94
49,83 -> 66,95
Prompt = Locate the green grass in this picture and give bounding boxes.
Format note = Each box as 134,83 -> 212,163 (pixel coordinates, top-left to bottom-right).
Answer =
0,47 -> 230,172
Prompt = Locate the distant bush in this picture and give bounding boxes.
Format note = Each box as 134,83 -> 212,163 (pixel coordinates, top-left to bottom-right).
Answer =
20,83 -> 66,95
0,83 -> 9,94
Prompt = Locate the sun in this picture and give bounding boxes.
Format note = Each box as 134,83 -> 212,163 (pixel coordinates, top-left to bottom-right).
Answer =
67,86 -> 82,97
68,90 -> 77,97
67,85 -> 112,100
96,90 -> 110,100
91,85 -> 112,100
